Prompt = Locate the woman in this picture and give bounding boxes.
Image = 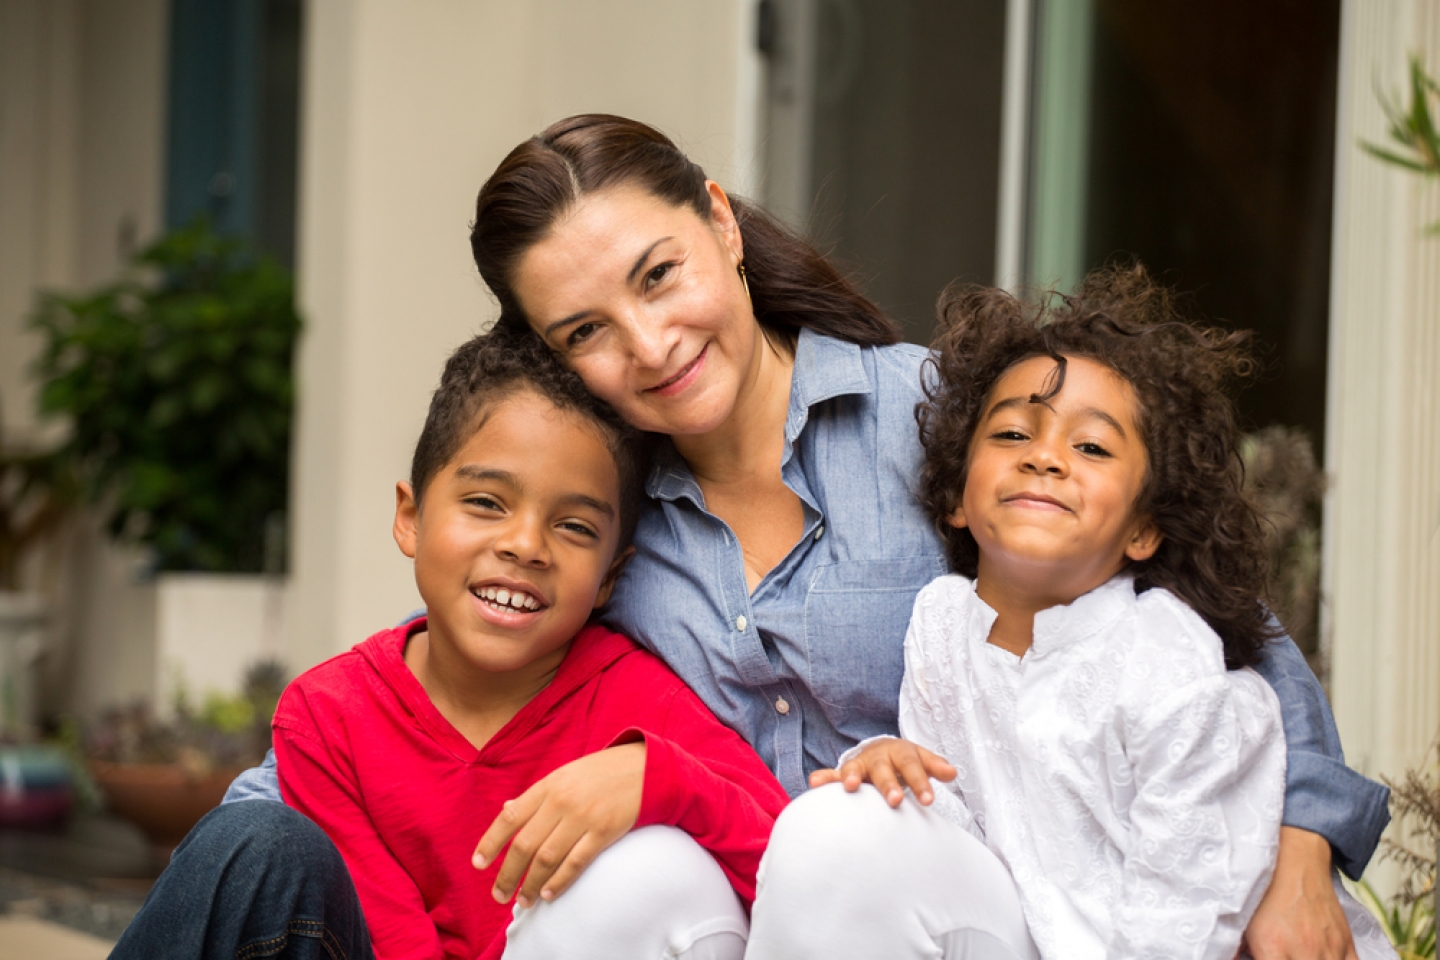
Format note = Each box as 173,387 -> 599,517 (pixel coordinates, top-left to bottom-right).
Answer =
465,115 -> 1388,959
123,115 -> 1387,960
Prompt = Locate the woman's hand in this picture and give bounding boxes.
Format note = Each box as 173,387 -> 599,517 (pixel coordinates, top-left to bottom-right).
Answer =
808,738 -> 956,807
473,741 -> 646,907
1242,826 -> 1358,960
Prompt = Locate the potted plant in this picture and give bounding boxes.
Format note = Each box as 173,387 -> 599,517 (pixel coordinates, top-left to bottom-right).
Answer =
85,659 -> 287,855
29,219 -> 301,708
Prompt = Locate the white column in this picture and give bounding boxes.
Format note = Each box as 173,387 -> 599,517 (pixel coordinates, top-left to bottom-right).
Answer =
1324,0 -> 1440,789
288,0 -> 755,671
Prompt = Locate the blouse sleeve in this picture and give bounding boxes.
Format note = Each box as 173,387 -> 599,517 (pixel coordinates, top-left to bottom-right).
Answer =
894,588 -> 983,840
1110,666 -> 1286,960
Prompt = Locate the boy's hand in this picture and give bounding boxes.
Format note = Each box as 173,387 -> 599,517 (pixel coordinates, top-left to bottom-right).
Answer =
807,737 -> 956,807
474,741 -> 645,908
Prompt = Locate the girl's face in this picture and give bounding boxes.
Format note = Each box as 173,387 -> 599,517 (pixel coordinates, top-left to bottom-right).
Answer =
511,182 -> 762,437
950,354 -> 1161,607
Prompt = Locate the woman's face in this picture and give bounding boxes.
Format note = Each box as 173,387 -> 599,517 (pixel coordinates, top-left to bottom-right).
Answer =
511,182 -> 762,437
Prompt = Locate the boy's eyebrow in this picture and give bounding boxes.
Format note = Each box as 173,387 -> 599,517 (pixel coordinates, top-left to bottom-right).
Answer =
453,464 -> 616,517
982,397 -> 1128,437
541,236 -> 674,338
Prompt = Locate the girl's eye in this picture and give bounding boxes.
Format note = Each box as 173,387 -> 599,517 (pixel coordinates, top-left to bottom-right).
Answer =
565,321 -> 599,348
644,262 -> 672,288
991,429 -> 1028,441
1076,442 -> 1112,457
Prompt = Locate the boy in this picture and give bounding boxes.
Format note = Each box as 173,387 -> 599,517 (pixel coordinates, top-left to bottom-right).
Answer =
272,327 -> 788,959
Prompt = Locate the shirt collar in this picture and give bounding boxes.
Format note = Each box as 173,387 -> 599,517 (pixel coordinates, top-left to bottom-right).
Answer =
645,328 -> 875,500
965,573 -> 1135,658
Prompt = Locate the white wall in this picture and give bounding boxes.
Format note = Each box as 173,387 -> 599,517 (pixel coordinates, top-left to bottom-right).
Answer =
0,0 -> 169,718
287,0 -> 760,671
1325,0 -> 1440,803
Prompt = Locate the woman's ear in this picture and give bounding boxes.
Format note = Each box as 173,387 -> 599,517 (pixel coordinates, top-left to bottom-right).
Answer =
394,481 -> 420,559
705,180 -> 743,263
1124,518 -> 1162,563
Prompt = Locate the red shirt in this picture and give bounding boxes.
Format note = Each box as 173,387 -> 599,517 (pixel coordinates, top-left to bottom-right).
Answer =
274,620 -> 788,960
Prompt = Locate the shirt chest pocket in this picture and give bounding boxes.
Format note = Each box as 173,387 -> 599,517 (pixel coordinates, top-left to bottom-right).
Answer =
802,556 -> 947,719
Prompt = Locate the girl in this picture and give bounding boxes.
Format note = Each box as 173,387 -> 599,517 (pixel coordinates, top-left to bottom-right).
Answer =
746,267 -> 1393,960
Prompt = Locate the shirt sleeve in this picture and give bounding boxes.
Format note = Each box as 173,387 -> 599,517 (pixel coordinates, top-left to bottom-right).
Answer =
1252,628 -> 1391,879
619,682 -> 791,906
1112,668 -> 1287,960
274,694 -> 444,960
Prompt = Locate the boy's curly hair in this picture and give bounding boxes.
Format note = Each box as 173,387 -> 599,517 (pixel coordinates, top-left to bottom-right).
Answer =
411,323 -> 648,551
917,263 -> 1279,668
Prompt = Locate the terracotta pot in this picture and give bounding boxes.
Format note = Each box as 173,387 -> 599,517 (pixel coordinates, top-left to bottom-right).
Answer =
89,760 -> 244,851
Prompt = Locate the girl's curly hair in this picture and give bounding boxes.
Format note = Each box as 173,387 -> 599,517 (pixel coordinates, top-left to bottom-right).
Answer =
917,263 -> 1279,668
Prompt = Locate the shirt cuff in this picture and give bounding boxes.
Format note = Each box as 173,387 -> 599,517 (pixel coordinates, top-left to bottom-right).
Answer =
1281,751 -> 1392,880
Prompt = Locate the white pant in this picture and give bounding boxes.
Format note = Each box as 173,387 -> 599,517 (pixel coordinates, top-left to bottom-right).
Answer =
501,825 -> 749,960
746,784 -> 1039,960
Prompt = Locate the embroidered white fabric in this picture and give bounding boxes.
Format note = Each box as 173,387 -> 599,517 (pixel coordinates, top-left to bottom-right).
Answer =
882,574 -> 1286,960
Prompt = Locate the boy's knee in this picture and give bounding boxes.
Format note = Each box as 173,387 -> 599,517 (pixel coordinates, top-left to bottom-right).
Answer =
175,801 -> 341,883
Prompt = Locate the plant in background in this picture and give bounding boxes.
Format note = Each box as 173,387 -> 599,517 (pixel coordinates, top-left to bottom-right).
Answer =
1240,426 -> 1326,678
84,658 -> 288,775
29,220 -> 300,573
1362,55 -> 1440,229
0,417 -> 76,592
1374,738 -> 1440,958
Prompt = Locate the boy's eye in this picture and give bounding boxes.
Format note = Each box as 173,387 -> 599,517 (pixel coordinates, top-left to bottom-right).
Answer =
1076,441 -> 1112,457
464,494 -> 503,511
558,520 -> 599,539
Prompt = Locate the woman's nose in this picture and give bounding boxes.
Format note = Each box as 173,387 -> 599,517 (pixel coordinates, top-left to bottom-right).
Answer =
620,312 -> 675,370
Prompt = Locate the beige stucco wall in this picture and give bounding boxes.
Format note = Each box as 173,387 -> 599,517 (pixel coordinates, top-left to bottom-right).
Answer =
287,0 -> 761,671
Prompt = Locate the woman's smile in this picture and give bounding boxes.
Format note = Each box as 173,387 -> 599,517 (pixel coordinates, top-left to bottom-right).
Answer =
645,343 -> 709,396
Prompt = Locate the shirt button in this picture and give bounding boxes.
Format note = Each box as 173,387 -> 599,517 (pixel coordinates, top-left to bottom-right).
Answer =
814,525 -> 825,540
775,697 -> 790,715
736,615 -> 747,632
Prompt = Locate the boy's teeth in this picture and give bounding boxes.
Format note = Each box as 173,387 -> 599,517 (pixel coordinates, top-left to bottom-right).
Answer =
478,586 -> 539,610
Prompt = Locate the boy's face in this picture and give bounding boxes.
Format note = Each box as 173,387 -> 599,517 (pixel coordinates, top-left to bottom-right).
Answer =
949,354 -> 1161,607
393,389 -> 628,679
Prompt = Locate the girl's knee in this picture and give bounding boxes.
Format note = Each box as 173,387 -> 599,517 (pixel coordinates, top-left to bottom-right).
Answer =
764,783 -> 913,877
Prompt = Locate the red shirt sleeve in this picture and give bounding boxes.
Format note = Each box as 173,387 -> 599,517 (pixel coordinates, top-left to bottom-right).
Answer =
615,677 -> 790,906
274,690 -> 445,960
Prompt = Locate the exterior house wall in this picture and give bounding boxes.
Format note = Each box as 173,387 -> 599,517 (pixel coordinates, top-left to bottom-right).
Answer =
286,0 -> 760,672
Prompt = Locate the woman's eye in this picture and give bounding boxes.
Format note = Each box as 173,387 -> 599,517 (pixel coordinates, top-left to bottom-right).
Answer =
645,262 -> 672,288
1076,441 -> 1112,457
565,321 -> 599,348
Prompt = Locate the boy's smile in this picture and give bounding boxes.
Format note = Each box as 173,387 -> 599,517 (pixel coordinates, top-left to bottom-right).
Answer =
950,354 -> 1161,614
393,389 -> 628,697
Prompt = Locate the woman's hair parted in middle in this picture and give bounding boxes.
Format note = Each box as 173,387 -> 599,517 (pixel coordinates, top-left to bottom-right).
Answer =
470,113 -> 901,348
916,264 -> 1279,668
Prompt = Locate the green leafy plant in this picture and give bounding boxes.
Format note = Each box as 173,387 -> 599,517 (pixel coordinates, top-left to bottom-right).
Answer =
0,421 -> 76,591
29,220 -> 300,573
1355,878 -> 1435,960
1362,55 -> 1440,230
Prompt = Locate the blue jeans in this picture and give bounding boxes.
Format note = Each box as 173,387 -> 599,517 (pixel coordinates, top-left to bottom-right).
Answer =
110,800 -> 372,960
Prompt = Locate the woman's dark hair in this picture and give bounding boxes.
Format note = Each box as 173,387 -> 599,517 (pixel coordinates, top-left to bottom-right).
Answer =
411,323 -> 647,551
470,114 -> 901,347
917,263 -> 1279,668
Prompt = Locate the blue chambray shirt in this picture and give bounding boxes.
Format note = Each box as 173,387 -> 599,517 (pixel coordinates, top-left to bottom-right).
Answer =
227,328 -> 1389,877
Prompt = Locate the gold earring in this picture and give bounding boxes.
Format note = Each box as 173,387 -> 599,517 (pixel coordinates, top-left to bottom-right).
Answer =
738,262 -> 752,304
